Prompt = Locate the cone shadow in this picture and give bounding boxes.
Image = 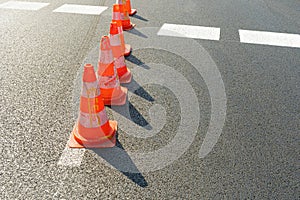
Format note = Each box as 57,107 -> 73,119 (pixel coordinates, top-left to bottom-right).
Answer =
109,101 -> 152,130
126,79 -> 154,102
128,101 -> 151,128
91,140 -> 148,187
127,28 -> 148,38
132,14 -> 148,21
125,54 -> 150,69
111,78 -> 155,130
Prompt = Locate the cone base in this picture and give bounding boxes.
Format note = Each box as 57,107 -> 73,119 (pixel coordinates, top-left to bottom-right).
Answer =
123,23 -> 136,31
102,86 -> 128,106
68,120 -> 117,148
124,44 -> 131,57
129,9 -> 137,16
119,69 -> 132,84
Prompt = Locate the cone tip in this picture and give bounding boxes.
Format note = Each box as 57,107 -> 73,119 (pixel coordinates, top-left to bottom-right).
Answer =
84,63 -> 93,68
83,64 -> 96,82
113,4 -> 120,11
100,35 -> 111,50
101,35 -> 109,42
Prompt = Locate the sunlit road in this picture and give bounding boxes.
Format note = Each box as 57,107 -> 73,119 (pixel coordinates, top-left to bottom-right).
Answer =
0,0 -> 299,199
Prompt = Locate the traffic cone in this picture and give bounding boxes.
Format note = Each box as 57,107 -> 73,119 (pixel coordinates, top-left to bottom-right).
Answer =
126,0 -> 137,16
116,0 -> 135,31
109,22 -> 132,83
98,36 -> 128,105
68,64 -> 117,148
118,20 -> 131,57
112,4 -> 131,57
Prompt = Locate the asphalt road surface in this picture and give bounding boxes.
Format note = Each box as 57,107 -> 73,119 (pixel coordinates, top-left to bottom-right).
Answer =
0,0 -> 299,199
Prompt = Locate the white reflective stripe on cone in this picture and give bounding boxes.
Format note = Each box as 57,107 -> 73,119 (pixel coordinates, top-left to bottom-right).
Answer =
114,56 -> 126,69
99,74 -> 120,89
110,34 -> 121,46
101,38 -> 111,50
99,49 -> 114,64
116,0 -> 123,5
118,26 -> 124,34
81,81 -> 100,98
120,12 -> 125,20
78,109 -> 109,128
112,12 -> 120,20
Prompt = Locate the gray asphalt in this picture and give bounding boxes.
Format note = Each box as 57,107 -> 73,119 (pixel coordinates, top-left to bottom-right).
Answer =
0,0 -> 299,199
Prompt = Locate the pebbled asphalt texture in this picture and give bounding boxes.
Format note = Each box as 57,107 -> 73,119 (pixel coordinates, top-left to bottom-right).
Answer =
0,0 -> 299,199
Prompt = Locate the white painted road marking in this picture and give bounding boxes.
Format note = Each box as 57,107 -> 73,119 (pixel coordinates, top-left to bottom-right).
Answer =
157,23 -> 220,41
0,1 -> 49,11
58,143 -> 85,166
53,4 -> 108,15
239,29 -> 300,48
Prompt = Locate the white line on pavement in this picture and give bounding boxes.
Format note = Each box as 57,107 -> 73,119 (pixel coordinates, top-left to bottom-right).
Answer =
0,1 -> 49,11
239,29 -> 300,48
157,23 -> 220,41
53,4 -> 108,15
58,144 -> 85,166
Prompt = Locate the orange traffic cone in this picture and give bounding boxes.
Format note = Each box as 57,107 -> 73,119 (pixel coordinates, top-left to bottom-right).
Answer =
98,36 -> 128,105
68,64 -> 117,148
126,0 -> 137,16
116,0 -> 135,31
109,22 -> 132,83
112,4 -> 131,57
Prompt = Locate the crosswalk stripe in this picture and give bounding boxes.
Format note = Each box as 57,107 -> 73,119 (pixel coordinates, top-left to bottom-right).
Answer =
53,4 -> 108,15
239,29 -> 300,48
157,23 -> 220,41
0,1 -> 49,11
